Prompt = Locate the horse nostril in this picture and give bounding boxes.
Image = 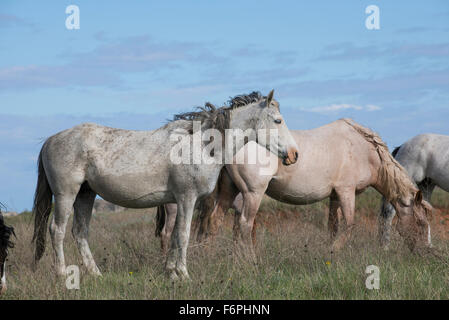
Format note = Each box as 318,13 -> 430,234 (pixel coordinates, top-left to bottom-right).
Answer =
295,151 -> 298,160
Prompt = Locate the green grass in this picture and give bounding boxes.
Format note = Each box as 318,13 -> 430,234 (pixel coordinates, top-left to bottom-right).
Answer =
2,188 -> 449,300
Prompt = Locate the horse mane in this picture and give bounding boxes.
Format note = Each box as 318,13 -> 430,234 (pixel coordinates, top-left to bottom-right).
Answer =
340,118 -> 417,203
391,146 -> 401,158
0,205 -> 15,260
170,91 -> 266,134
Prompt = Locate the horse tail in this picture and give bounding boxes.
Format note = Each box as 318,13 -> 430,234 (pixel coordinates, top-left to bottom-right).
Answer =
391,145 -> 402,158
341,118 -> 416,202
32,144 -> 53,263
155,205 -> 166,237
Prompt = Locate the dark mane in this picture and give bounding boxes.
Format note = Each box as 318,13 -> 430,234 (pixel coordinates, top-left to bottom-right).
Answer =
171,91 -> 265,134
0,204 -> 15,262
392,146 -> 401,158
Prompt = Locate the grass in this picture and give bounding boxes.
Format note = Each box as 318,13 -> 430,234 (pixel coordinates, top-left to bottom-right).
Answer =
2,188 -> 449,300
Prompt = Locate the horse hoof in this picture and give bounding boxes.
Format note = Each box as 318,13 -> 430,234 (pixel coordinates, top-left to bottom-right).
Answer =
91,270 -> 102,277
55,267 -> 67,278
89,266 -> 102,277
167,268 -> 190,281
168,270 -> 180,281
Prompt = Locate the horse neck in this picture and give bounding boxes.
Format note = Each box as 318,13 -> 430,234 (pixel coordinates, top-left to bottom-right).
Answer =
227,103 -> 259,131
221,103 -> 260,163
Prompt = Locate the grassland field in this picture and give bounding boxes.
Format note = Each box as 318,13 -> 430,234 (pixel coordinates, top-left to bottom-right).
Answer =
2,187 -> 449,300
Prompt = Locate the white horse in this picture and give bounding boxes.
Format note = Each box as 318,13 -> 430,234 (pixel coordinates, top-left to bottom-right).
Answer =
379,133 -> 449,248
31,91 -> 299,280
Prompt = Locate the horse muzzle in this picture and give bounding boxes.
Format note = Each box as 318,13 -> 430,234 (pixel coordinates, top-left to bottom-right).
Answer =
282,148 -> 299,166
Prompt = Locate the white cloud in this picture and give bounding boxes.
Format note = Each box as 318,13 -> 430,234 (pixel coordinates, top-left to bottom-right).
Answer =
302,104 -> 381,114
366,104 -> 381,111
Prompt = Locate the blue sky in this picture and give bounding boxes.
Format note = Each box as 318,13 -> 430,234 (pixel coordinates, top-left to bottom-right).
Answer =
0,1 -> 448,211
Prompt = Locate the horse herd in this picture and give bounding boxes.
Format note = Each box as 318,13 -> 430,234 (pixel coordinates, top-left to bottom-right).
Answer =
0,90 -> 448,295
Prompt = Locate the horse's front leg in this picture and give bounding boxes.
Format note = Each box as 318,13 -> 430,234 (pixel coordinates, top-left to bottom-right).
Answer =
49,193 -> 78,276
331,187 -> 356,252
159,204 -> 178,255
165,195 -> 196,281
233,191 -> 263,262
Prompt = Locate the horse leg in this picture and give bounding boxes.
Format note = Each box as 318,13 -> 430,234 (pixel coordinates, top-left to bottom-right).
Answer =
232,194 -> 259,248
418,178 -> 435,203
72,184 -> 101,276
378,198 -> 396,249
197,172 -> 239,242
418,179 -> 435,247
49,193 -> 78,276
166,195 -> 196,281
328,192 -> 340,242
161,204 -> 177,255
331,188 -> 356,252
233,191 -> 263,262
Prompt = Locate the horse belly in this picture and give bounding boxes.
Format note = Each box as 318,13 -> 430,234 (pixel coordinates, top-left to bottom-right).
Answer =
266,178 -> 332,205
88,173 -> 174,208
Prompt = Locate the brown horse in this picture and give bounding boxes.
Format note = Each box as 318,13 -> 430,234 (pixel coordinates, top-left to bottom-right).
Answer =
157,119 -> 432,258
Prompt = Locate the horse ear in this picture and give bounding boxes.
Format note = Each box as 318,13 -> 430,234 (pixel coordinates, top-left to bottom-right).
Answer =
415,190 -> 423,204
266,89 -> 274,107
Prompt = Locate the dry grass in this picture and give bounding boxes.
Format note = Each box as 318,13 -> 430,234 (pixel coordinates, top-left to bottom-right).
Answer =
2,188 -> 449,300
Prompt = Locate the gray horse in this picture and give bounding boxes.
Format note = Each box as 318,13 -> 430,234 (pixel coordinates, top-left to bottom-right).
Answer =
379,133 -> 449,248
32,90 -> 299,280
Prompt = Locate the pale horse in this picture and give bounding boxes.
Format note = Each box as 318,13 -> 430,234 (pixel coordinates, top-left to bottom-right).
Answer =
31,91 -> 299,280
158,119 -> 432,258
379,133 -> 449,249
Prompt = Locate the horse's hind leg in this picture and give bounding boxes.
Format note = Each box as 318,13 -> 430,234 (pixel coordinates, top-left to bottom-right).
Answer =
49,193 -> 78,276
72,183 -> 101,276
328,192 -> 340,242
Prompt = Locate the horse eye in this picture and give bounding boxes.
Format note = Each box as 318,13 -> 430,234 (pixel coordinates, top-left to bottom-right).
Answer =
274,119 -> 282,124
